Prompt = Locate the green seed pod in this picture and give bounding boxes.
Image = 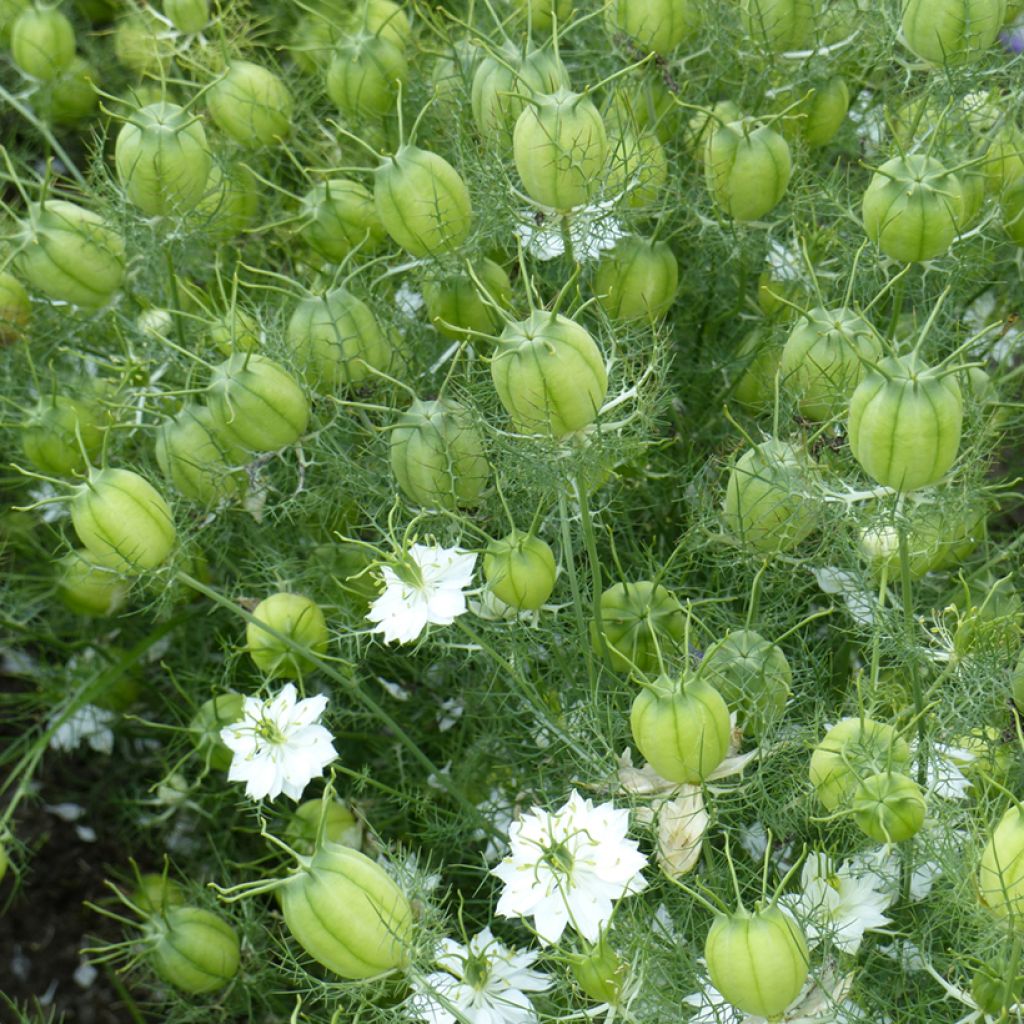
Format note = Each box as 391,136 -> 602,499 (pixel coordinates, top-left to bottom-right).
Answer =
594,235 -> 678,322
289,13 -> 339,74
471,41 -> 567,148
732,327 -> 782,411
0,0 -> 29,45
698,629 -> 791,737
604,0 -> 702,53
207,61 -> 294,146
389,397 -> 490,510
862,154 -> 964,263
979,804 -> 1024,922
972,957 -> 1024,1018
208,308 -> 260,354
630,674 -> 731,784
483,531 -> 557,610
286,798 -> 363,855
113,11 -> 176,76
571,935 -> 628,1005
10,6 -> 76,80
58,548 -> 129,617
705,905 -> 809,1019
71,467 -> 176,571
286,287 -> 392,391
491,310 -> 608,437
279,840 -> 413,979
705,119 -> 792,222
189,693 -> 245,771
687,100 -> 743,160
34,56 -> 98,125
300,178 -> 385,262
607,74 -> 679,143
155,404 -> 248,505
193,161 -> 261,242
422,258 -> 512,342
776,75 -> 850,147
809,717 -> 911,812
247,593 -> 329,679
21,394 -> 104,476
164,0 -> 208,32
1003,176 -> 1024,245
513,88 -> 609,211
115,102 -> 212,217
0,272 -> 30,343
15,200 -> 126,308
740,0 -> 816,50
606,128 -> 668,208
780,306 -> 881,421
983,126 -> 1024,193
133,874 -> 186,915
374,144 -> 473,257
510,0 -> 572,31
207,353 -> 310,452
848,355 -> 963,492
589,580 -> 686,674
148,906 -> 240,994
901,0 -> 1006,65
722,439 -> 818,553
326,31 -> 408,118
1013,649 -> 1024,708
852,771 -> 926,843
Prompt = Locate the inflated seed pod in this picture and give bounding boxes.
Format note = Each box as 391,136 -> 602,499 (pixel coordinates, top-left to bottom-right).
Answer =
705,905 -> 809,1018
113,11 -> 176,75
779,306 -> 881,420
604,0 -> 701,53
34,56 -> 98,125
10,6 -> 76,80
326,31 -> 408,118
193,161 -> 261,242
984,126 -> 1024,193
594,235 -> 678,321
848,355 -> 963,492
246,593 -> 329,679
133,874 -> 186,914
286,287 -> 392,390
483,531 -> 557,610
809,716 -> 911,812
862,154 -> 964,262
21,394 -> 104,476
15,200 -> 125,308
71,467 -> 176,571
979,804 -> 1024,921
164,0 -> 208,32
389,398 -> 490,510
513,88 -> 609,210
732,327 -> 782,411
776,75 -> 850,147
607,75 -> 679,144
208,308 -> 260,354
279,840 -> 413,979
687,100 -> 742,160
154,404 -> 248,505
1003,176 -> 1024,245
740,0 -> 816,50
286,798 -> 362,855
491,310 -> 607,437
115,102 -> 212,217
289,13 -> 339,73
207,61 -> 294,146
207,353 -> 310,452
606,128 -> 668,207
299,179 -> 385,262
630,674 -> 731,783
901,0 -> 1006,65
972,957 -> 1024,1019
0,0 -> 29,45
589,580 -> 686,674
148,906 -> 240,994
471,41 -> 567,148
705,120 -> 792,221
58,548 -> 129,617
698,629 -> 791,736
422,258 -> 512,342
852,771 -> 926,843
721,439 -> 818,553
0,272 -> 30,343
571,935 -> 627,1005
374,144 -> 473,257
189,693 -> 245,770
510,0 -> 572,31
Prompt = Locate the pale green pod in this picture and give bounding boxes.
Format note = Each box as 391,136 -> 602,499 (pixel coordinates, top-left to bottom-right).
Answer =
246,593 -> 329,679
740,0 -> 816,51
22,394 -> 104,477
10,6 -> 75,79
705,120 -> 792,221
510,0 -> 572,32
154,404 -> 248,505
604,0 -> 702,54
777,75 -> 850,148
33,56 -> 98,125
732,327 -> 782,411
193,161 -> 261,242
0,272 -> 30,342
1003,176 -> 1024,245
299,179 -> 385,262
113,11 -> 176,76
483,531 -> 557,610
286,798 -> 363,855
208,308 -> 260,354
207,61 -> 294,146
164,0 -> 208,32
189,693 -> 245,771
58,548 -> 130,617
422,258 -> 512,342
979,804 -> 1024,923
148,906 -> 240,994
589,580 -> 686,674
326,31 -> 408,118
852,771 -> 926,843
901,0 -> 1007,65
606,128 -> 668,207
594,235 -> 678,321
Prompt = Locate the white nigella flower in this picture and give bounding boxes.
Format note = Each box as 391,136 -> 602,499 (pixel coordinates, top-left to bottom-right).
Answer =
408,928 -> 550,1024
926,743 -> 974,801
220,683 -> 336,801
49,704 -> 116,754
781,852 -> 892,955
491,790 -> 648,945
516,200 -> 624,263
367,543 -> 477,645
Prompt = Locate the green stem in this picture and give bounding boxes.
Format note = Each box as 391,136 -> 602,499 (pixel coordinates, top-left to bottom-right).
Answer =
0,83 -> 88,190
557,490 -> 596,690
575,478 -> 607,678
165,247 -> 189,353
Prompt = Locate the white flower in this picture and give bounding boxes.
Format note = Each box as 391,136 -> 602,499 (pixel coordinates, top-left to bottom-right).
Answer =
49,704 -> 116,754
408,928 -> 550,1024
516,201 -> 624,263
851,846 -> 940,905
782,852 -> 892,955
367,544 -> 477,645
926,743 -> 974,801
491,790 -> 648,945
220,683 -> 336,801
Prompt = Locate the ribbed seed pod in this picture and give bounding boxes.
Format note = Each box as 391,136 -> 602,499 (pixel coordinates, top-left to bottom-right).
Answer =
979,804 -> 1024,922
740,0 -> 816,51
901,0 -> 1006,65
606,127 -> 668,207
164,0 -> 208,33
852,771 -> 926,843
389,398 -> 490,510
193,161 -> 261,242
422,259 -> 512,342
246,593 -> 329,679
510,0 -> 572,31
10,6 -> 76,79
155,404 -> 248,505
58,548 -> 129,617
22,394 -> 104,476
594,235 -> 678,321
207,61 -> 294,146
705,120 -> 792,221
189,693 -> 245,771
299,179 -> 385,262
483,531 -> 557,610
326,31 -> 408,118
776,75 -> 850,147
589,580 -> 686,674
0,272 -> 30,342
604,0 -> 702,54
148,906 -> 240,994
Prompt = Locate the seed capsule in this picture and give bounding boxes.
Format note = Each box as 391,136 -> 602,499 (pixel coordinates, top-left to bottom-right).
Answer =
58,548 -> 129,617
1003,176 -> 1024,245
164,0 -> 208,33
246,593 -> 329,679
0,272 -> 30,342
776,75 -> 850,148
590,580 -> 686,674
194,161 -> 261,242
901,0 -> 1006,65
571,935 -> 628,1004
22,394 -> 104,477
155,404 -> 248,505
740,0 -> 816,51
300,179 -> 385,262
604,0 -> 702,54
208,308 -> 260,354
34,56 -> 97,126
491,310 -> 608,438
113,11 -> 176,75
979,803 -> 1024,922
483,531 -> 557,610
133,874 -> 186,915
852,771 -> 926,843
10,6 -> 75,80
286,798 -> 362,855
594,235 -> 678,322
422,259 -> 512,342
732,327 -> 782,411
207,61 -> 294,146
510,0 -> 572,31
148,906 -> 240,994
606,127 -> 668,208
705,119 -> 792,221
326,31 -> 408,118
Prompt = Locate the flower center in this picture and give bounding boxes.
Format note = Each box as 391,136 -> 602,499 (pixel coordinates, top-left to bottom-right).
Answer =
255,715 -> 286,745
542,839 -> 575,876
462,951 -> 491,990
